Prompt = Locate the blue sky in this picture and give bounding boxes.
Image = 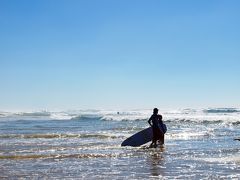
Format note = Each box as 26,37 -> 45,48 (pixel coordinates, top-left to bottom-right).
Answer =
0,0 -> 240,110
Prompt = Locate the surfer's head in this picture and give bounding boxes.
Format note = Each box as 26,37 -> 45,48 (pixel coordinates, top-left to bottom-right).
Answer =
153,108 -> 158,115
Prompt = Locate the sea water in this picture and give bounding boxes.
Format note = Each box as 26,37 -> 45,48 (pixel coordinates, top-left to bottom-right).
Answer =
0,108 -> 239,179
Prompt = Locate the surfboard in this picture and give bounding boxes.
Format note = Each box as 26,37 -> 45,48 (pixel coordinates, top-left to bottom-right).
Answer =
121,123 -> 167,147
121,127 -> 153,147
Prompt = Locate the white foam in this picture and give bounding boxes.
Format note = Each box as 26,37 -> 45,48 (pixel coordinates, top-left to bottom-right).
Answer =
0,108 -> 240,123
198,155 -> 240,163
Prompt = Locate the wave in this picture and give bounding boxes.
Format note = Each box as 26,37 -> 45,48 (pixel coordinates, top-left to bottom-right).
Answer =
0,108 -> 239,123
0,133 -> 122,139
164,119 -> 225,124
0,153 -> 118,160
71,115 -> 103,120
203,108 -> 240,113
17,111 -> 51,117
101,116 -> 147,121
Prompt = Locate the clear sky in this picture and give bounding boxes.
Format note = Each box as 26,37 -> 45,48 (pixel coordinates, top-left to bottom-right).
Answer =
0,0 -> 240,111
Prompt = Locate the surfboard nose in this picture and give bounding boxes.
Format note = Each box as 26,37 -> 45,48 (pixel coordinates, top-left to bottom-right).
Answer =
121,137 -> 132,146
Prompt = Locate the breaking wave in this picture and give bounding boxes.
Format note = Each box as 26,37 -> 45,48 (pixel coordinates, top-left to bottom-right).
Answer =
0,153 -> 119,160
204,108 -> 240,113
0,108 -> 239,124
0,133 -> 122,139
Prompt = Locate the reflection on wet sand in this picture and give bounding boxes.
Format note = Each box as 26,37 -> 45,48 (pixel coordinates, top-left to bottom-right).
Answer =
147,147 -> 165,177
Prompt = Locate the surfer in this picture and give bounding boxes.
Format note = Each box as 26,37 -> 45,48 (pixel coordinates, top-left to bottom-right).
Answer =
148,108 -> 164,148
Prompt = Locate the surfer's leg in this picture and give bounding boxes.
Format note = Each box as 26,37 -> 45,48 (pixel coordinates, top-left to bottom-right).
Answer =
149,141 -> 154,148
153,142 -> 157,148
152,138 -> 157,148
150,128 -> 157,148
159,134 -> 164,145
150,138 -> 157,148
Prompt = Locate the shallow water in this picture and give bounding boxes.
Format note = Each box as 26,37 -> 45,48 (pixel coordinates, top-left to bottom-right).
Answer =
0,109 -> 240,179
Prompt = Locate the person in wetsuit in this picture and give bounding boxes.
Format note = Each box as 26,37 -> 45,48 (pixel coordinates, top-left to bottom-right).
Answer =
148,108 -> 164,148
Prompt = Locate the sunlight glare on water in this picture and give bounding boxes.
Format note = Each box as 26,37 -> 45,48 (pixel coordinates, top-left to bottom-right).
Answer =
0,108 -> 240,179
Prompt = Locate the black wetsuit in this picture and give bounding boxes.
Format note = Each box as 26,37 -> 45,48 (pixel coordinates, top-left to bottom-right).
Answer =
149,114 -> 162,141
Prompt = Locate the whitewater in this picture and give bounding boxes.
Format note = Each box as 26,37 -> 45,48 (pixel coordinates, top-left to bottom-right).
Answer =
0,108 -> 239,179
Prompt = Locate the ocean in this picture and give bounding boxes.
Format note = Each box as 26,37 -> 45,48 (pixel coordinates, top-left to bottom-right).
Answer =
0,108 -> 239,179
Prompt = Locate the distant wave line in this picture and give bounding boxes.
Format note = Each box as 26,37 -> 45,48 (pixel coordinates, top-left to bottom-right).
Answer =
0,153 -> 119,160
0,133 -> 123,139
